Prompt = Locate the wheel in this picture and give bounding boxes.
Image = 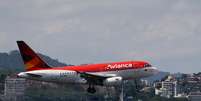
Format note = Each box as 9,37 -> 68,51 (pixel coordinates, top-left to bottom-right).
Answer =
91,87 -> 96,93
87,86 -> 96,94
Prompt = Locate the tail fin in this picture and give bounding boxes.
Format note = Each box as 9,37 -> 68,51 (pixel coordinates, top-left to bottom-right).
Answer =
17,41 -> 51,71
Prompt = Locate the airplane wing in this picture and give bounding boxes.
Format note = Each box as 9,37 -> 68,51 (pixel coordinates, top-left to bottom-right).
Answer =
77,72 -> 117,86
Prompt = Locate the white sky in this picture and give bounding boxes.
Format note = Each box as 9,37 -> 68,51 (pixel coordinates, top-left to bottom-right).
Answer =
0,0 -> 201,73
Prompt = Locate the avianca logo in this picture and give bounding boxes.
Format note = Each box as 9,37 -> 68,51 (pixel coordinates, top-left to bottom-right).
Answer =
106,64 -> 133,70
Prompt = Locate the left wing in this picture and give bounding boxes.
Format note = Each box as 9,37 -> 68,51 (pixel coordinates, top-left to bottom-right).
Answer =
26,73 -> 42,78
77,72 -> 117,86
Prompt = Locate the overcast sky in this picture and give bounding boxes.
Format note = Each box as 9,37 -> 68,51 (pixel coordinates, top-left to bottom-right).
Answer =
0,0 -> 201,73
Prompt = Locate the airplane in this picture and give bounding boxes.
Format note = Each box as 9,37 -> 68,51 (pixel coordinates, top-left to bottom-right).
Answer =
16,41 -> 159,93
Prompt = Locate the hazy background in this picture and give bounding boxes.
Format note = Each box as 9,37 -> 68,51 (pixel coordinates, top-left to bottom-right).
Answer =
0,0 -> 201,73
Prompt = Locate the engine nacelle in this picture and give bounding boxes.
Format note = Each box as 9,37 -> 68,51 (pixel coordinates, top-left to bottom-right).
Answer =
103,77 -> 122,86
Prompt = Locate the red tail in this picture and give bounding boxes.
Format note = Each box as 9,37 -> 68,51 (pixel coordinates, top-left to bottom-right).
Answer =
17,41 -> 51,71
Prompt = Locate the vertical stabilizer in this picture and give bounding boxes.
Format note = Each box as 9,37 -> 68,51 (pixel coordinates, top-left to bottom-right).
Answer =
17,41 -> 51,71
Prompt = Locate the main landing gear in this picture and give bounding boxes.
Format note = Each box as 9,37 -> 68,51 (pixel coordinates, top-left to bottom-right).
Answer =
87,84 -> 96,94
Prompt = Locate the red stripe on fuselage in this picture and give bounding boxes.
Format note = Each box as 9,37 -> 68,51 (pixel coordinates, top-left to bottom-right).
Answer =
30,61 -> 149,72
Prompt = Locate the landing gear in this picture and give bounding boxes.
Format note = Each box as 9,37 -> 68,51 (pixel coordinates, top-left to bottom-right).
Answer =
120,82 -> 124,101
135,79 -> 140,92
87,84 -> 96,94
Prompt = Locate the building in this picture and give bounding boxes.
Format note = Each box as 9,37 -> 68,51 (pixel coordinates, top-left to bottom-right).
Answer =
154,73 -> 201,99
188,91 -> 201,101
3,75 -> 26,101
160,80 -> 177,98
155,75 -> 179,98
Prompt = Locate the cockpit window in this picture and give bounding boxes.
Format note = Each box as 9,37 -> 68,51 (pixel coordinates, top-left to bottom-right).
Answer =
144,64 -> 152,67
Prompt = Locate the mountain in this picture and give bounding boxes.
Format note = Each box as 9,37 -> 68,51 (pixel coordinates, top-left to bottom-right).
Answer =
0,50 -> 71,71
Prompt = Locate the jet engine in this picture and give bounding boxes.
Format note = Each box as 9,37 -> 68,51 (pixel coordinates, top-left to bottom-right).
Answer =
103,77 -> 122,86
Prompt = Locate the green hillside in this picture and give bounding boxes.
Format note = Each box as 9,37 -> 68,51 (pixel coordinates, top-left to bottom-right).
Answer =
0,50 -> 70,71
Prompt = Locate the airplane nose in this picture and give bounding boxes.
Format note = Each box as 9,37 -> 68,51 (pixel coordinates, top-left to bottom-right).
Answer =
152,67 -> 159,75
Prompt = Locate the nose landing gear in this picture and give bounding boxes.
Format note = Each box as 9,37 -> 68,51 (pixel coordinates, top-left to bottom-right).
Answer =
87,84 -> 96,94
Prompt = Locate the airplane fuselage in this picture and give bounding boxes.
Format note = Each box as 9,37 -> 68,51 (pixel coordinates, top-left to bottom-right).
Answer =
18,61 -> 158,86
